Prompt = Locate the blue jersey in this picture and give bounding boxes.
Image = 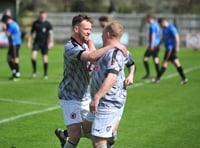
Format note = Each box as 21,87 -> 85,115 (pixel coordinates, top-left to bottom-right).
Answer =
7,21 -> 21,46
162,24 -> 178,50
149,21 -> 160,47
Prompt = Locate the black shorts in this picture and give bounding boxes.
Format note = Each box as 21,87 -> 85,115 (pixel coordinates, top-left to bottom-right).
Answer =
8,45 -> 20,58
163,49 -> 177,61
33,43 -> 48,55
144,46 -> 160,58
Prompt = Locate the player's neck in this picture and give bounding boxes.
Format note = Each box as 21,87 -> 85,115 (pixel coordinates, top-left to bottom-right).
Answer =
72,35 -> 84,46
107,38 -> 120,45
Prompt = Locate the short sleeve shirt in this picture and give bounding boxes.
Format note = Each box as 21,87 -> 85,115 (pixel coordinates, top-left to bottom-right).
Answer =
149,21 -> 160,47
124,51 -> 135,67
7,21 -> 21,46
91,48 -> 126,109
163,24 -> 178,50
58,37 -> 91,101
31,19 -> 53,45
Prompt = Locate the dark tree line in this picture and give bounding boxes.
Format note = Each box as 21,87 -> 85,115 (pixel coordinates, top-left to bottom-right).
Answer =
19,0 -> 200,14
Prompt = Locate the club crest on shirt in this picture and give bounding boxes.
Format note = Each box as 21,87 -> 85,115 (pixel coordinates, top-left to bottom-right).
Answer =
42,27 -> 46,33
106,125 -> 112,132
70,112 -> 76,119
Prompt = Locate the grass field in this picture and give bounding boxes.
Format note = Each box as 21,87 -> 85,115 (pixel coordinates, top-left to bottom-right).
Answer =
0,43 -> 200,148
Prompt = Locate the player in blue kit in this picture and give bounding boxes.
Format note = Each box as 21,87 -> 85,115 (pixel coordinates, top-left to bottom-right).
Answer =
143,13 -> 160,79
153,17 -> 188,84
1,14 -> 21,81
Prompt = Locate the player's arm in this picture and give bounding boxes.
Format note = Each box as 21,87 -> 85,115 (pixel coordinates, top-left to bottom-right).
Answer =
174,34 -> 180,53
27,22 -> 35,48
150,32 -> 156,50
48,29 -> 54,49
80,42 -> 127,62
158,36 -> 163,47
125,64 -> 135,86
124,52 -> 135,86
171,26 -> 180,52
90,72 -> 117,114
2,23 -> 6,31
2,23 -> 11,37
27,33 -> 33,48
87,38 -> 96,52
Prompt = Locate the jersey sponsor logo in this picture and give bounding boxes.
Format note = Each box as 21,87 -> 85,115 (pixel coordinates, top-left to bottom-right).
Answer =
93,128 -> 100,132
70,112 -> 76,119
106,125 -> 112,132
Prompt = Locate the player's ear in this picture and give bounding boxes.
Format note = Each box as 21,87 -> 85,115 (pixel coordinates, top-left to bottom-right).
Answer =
74,25 -> 79,33
106,32 -> 111,38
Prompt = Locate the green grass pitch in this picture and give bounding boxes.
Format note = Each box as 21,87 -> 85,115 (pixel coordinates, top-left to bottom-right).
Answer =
0,43 -> 200,148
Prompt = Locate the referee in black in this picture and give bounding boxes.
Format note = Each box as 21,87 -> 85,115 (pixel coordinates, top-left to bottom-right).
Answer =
27,11 -> 54,79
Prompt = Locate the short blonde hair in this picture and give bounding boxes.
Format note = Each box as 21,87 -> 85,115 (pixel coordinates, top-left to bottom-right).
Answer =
104,21 -> 124,39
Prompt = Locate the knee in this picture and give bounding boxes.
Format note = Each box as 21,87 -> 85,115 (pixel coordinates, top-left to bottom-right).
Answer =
143,57 -> 148,61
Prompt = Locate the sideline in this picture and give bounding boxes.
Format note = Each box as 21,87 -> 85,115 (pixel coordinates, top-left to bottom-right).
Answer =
128,66 -> 200,89
0,106 -> 60,124
0,66 -> 199,124
0,98 -> 51,106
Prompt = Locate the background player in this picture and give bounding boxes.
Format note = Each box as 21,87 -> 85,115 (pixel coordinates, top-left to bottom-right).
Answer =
153,17 -> 188,84
27,11 -> 54,79
98,15 -> 113,28
142,13 -> 160,79
1,14 -> 21,81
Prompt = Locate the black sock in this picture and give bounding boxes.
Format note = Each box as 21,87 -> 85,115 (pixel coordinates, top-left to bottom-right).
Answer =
64,140 -> 77,148
64,130 -> 68,137
157,66 -> 166,78
31,59 -> 36,73
14,63 -> 19,73
8,61 -> 14,71
144,61 -> 150,75
44,62 -> 48,76
13,63 -> 20,77
177,66 -> 186,80
155,63 -> 159,76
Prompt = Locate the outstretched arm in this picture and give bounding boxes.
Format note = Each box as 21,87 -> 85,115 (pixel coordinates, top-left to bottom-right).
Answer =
80,40 -> 127,62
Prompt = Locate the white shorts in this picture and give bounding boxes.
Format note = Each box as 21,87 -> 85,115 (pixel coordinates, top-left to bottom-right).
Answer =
91,106 -> 122,138
86,111 -> 95,122
59,99 -> 90,126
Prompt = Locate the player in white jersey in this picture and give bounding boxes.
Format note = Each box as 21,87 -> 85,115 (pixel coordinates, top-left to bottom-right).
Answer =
56,14 -> 127,148
55,16 -> 135,147
89,21 -> 129,148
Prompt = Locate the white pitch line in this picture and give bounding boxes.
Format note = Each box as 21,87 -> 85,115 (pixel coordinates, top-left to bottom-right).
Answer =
0,98 -> 51,106
0,66 -> 199,124
0,105 -> 60,124
128,66 -> 200,89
